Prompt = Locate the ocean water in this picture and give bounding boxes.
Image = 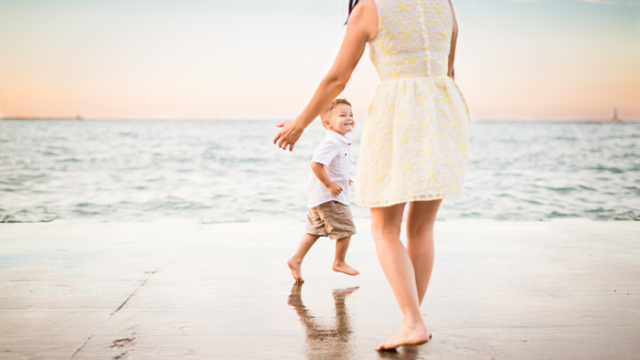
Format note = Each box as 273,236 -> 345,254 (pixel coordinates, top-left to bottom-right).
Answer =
1,120 -> 638,223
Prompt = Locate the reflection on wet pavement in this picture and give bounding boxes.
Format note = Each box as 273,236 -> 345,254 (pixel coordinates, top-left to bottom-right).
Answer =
288,283 -> 359,360
376,346 -> 423,360
287,283 -> 426,360
3,220 -> 639,359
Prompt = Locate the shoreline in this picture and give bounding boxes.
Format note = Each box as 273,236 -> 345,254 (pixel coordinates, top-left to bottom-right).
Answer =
2,217 -> 639,225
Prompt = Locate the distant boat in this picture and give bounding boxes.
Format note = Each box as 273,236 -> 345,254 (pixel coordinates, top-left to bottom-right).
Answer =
610,107 -> 622,123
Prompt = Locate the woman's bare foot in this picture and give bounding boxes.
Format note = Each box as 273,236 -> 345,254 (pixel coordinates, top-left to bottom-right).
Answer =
287,258 -> 304,282
332,261 -> 360,276
375,324 -> 431,351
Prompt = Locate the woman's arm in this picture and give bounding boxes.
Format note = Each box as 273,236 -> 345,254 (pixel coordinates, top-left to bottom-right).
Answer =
273,0 -> 378,151
447,0 -> 458,80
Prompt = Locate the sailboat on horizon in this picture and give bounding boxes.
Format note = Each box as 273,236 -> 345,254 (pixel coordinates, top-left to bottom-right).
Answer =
610,107 -> 622,123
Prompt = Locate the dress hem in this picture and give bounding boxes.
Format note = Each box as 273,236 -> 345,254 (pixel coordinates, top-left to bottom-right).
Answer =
355,193 -> 462,208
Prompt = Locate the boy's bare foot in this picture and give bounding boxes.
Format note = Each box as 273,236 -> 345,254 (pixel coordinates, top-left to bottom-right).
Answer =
375,325 -> 431,351
332,261 -> 360,276
287,258 -> 304,282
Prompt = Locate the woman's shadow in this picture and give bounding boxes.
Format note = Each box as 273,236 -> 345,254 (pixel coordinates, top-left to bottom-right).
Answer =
288,283 -> 425,360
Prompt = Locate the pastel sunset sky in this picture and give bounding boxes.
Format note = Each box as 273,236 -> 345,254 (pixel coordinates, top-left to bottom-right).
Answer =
1,0 -> 638,120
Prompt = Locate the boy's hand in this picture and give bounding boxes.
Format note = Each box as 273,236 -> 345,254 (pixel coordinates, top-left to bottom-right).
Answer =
327,182 -> 344,197
349,179 -> 353,186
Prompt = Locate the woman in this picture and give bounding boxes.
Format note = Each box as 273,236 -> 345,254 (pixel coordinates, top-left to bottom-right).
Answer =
273,0 -> 470,351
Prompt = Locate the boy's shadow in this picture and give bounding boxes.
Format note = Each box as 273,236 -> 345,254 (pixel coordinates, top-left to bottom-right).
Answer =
288,283 -> 425,360
287,283 -> 358,360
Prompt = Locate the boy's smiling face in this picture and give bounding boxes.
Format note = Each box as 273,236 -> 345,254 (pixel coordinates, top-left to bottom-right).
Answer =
323,104 -> 355,136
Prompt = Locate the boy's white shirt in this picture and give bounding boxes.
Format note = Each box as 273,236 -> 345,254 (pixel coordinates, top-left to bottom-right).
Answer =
307,130 -> 351,208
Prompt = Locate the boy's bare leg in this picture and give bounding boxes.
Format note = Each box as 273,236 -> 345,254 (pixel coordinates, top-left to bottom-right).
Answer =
332,236 -> 360,276
287,233 -> 321,282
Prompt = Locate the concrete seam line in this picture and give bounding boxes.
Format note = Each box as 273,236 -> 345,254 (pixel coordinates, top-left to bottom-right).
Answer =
67,227 -> 203,359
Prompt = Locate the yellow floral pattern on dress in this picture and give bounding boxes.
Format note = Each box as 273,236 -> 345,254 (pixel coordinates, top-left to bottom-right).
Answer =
356,0 -> 470,208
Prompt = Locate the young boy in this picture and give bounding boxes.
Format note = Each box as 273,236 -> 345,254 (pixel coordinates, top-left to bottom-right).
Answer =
287,99 -> 360,282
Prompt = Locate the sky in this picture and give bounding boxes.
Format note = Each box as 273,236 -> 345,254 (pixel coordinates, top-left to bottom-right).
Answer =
0,0 -> 639,121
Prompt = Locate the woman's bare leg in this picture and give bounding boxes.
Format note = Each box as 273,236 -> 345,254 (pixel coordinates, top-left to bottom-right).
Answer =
406,200 -> 442,305
371,203 -> 431,351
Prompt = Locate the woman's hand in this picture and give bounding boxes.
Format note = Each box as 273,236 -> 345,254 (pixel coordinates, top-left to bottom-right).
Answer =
447,0 -> 458,81
274,120 -> 304,151
271,0 -> 377,153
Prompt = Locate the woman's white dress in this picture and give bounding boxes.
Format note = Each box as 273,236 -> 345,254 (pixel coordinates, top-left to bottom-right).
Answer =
355,0 -> 471,207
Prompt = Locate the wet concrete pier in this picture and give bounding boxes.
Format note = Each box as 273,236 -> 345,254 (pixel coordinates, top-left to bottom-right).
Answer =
1,219 -> 639,359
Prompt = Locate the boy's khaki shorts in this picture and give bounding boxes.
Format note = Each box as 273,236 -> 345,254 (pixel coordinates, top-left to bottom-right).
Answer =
306,201 -> 356,240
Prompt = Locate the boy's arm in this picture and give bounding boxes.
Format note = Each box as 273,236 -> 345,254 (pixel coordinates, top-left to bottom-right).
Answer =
311,162 -> 343,197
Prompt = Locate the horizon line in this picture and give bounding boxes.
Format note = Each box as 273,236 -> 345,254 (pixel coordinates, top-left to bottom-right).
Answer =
2,117 -> 639,123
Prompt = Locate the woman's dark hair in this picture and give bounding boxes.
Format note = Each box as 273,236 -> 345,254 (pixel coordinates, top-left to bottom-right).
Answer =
346,0 -> 360,24
348,0 -> 361,15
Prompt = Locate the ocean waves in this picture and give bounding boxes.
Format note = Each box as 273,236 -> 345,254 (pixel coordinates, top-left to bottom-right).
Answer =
1,120 -> 638,223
